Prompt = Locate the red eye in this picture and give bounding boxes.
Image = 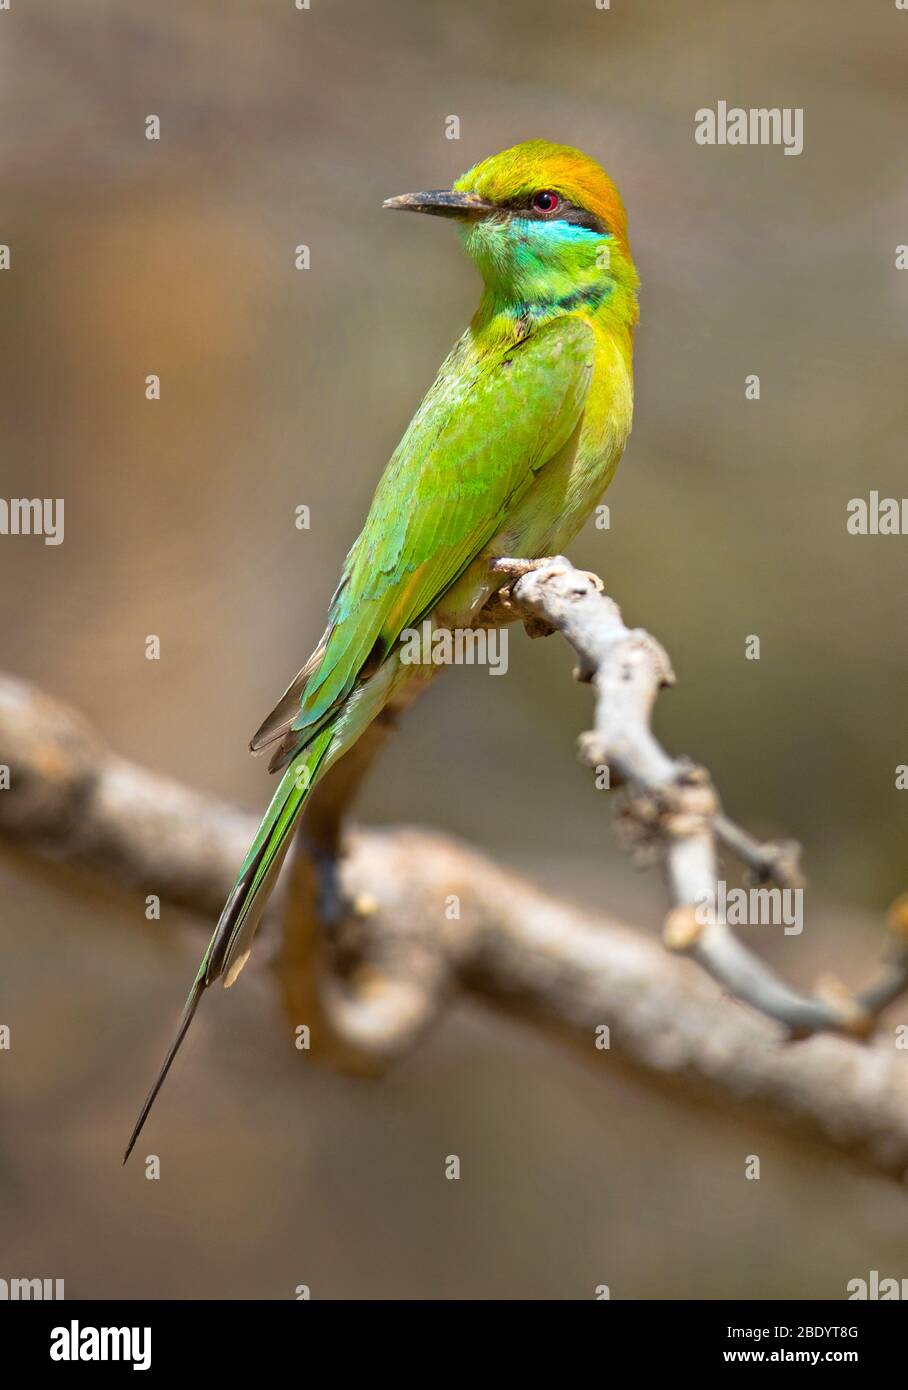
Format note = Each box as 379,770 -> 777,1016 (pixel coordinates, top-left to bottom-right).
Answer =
532,190 -> 561,213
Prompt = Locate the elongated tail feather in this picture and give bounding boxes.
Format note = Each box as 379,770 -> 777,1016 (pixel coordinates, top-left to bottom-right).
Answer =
122,726 -> 335,1162
122,977 -> 204,1165
208,724 -> 335,987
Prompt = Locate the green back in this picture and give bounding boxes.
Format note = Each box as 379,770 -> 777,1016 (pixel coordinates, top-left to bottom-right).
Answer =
292,314 -> 596,736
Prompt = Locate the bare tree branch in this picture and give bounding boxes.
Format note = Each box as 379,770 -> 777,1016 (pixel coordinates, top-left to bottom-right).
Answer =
1,552 -> 907,1179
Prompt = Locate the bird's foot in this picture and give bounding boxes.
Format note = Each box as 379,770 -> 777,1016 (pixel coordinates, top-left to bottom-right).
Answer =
487,557 -> 572,637
489,555 -> 559,579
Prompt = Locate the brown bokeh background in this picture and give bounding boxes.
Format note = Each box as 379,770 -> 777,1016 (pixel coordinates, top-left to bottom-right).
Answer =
1,0 -> 907,1298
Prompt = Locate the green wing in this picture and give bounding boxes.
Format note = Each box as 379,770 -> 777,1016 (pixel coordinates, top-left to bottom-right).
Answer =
288,315 -> 595,747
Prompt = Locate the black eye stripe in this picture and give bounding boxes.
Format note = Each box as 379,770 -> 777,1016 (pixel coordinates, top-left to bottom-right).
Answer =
559,206 -> 609,234
498,197 -> 608,236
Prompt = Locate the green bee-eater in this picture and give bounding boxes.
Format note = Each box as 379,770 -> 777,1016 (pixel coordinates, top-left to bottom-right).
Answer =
125,140 -> 639,1159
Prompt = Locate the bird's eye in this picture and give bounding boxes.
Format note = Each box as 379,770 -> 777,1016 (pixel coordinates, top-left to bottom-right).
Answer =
532,190 -> 561,213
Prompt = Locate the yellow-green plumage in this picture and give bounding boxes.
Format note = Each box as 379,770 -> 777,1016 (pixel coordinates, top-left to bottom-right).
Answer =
125,140 -> 639,1158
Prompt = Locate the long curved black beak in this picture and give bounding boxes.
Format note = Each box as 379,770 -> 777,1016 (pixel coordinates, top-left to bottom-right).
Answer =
382,190 -> 497,220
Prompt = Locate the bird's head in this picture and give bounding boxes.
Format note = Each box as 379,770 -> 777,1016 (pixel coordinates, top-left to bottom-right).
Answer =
384,140 -> 637,326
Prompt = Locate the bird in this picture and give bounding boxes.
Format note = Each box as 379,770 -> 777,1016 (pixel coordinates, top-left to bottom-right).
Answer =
124,139 -> 639,1161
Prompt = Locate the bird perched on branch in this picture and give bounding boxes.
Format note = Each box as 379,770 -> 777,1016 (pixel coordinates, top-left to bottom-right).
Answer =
125,139 -> 640,1159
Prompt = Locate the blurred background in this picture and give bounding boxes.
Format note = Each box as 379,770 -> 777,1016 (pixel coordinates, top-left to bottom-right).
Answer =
1,0 -> 907,1298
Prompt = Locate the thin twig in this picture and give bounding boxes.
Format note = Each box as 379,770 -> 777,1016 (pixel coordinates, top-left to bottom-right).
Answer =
494,557 -> 908,1039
